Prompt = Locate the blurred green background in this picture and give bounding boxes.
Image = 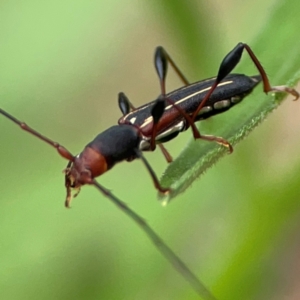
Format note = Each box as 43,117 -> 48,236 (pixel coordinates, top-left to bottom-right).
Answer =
1,1 -> 300,299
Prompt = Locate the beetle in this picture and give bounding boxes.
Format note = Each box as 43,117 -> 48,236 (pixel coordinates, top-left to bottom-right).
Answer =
0,43 -> 298,299
118,43 -> 298,165
2,43 -> 298,206
118,73 -> 261,155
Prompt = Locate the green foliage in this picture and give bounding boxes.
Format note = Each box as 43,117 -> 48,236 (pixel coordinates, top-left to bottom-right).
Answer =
1,1 -> 300,300
160,1 -> 300,201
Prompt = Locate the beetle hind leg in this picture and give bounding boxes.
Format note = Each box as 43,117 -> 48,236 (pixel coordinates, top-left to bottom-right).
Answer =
269,85 -> 299,100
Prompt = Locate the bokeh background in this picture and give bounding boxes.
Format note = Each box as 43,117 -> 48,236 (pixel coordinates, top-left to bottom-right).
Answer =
1,1 -> 300,299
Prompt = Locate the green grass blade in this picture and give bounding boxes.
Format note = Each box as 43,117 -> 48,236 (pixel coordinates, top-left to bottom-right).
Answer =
160,1 -> 300,203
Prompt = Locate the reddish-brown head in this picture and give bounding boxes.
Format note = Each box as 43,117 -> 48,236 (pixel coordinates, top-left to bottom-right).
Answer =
64,147 -> 108,207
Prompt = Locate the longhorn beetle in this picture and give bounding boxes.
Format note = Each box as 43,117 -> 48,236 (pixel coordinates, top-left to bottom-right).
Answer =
0,43 -> 298,299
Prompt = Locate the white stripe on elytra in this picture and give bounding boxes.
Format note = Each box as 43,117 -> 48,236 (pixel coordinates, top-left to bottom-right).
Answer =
139,80 -> 232,128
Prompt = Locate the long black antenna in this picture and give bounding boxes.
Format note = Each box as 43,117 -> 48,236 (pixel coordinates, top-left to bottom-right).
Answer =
92,179 -> 217,300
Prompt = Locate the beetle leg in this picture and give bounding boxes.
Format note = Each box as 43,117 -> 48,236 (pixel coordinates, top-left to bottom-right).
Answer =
118,91 -> 173,162
158,143 -> 173,163
155,46 -> 190,88
118,92 -> 133,115
196,134 -> 233,153
154,47 -> 228,150
134,148 -> 170,194
150,98 -> 175,161
152,47 -> 202,147
242,44 -> 299,100
150,97 -> 165,151
149,47 -> 170,152
192,43 -> 299,121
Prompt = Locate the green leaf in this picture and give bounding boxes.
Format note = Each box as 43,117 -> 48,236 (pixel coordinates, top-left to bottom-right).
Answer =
160,0 -> 300,203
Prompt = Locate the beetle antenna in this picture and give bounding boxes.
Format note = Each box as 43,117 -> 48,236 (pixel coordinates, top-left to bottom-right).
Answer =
90,178 -> 217,300
0,108 -> 75,161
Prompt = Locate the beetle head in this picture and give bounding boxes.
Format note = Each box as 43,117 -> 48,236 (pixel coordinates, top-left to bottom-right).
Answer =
63,158 -> 93,208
